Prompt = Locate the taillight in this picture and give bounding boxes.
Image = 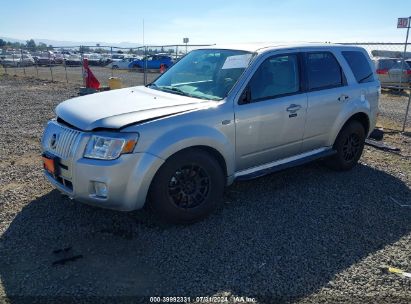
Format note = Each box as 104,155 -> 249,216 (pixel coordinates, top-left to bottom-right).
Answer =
406,70 -> 411,75
376,69 -> 388,75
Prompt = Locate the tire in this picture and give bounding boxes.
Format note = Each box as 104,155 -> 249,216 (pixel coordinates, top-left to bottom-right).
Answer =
148,149 -> 225,224
112,65 -> 119,69
325,120 -> 366,171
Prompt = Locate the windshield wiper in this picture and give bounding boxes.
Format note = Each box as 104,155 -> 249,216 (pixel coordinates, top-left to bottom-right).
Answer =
358,73 -> 373,83
146,83 -> 158,88
156,86 -> 191,97
150,85 -> 221,101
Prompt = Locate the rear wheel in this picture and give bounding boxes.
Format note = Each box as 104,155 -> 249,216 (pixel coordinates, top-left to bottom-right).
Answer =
148,149 -> 225,224
325,120 -> 366,171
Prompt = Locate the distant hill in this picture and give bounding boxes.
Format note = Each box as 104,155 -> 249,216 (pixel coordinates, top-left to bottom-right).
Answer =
0,36 -> 142,48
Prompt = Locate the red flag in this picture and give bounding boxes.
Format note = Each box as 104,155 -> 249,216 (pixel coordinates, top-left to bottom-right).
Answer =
83,59 -> 100,89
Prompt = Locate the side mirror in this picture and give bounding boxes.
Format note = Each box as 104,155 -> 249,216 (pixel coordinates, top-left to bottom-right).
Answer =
239,86 -> 251,105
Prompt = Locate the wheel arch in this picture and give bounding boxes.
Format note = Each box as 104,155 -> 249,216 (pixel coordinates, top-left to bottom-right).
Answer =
344,112 -> 370,135
165,145 -> 228,179
329,111 -> 370,146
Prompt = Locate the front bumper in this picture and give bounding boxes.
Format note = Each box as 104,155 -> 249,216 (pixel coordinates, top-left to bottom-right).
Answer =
44,152 -> 164,211
42,120 -> 164,211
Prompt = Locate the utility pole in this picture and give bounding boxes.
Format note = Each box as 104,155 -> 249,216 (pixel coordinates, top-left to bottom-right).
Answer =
183,37 -> 189,54
398,17 -> 411,132
142,19 -> 145,47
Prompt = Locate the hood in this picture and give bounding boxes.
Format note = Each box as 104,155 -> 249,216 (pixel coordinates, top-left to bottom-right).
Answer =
56,86 -> 218,131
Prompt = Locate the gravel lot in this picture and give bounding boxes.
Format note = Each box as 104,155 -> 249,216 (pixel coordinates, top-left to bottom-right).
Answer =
0,75 -> 410,303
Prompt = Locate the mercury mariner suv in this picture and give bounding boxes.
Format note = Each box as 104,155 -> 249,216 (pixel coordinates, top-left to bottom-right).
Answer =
41,43 -> 380,223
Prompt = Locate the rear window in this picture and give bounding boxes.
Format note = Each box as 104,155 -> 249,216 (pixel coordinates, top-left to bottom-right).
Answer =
342,51 -> 374,83
305,52 -> 345,90
376,59 -> 410,70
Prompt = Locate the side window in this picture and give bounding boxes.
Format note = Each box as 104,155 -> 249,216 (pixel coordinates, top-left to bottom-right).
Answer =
305,52 -> 345,90
249,54 -> 300,101
342,51 -> 374,83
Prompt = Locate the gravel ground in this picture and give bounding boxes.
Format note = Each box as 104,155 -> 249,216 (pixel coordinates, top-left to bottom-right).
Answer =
0,75 -> 410,303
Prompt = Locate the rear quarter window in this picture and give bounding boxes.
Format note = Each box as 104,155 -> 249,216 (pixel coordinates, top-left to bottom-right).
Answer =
342,51 -> 374,83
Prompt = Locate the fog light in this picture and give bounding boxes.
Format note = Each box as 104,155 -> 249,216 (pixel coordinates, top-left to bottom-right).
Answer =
93,181 -> 108,198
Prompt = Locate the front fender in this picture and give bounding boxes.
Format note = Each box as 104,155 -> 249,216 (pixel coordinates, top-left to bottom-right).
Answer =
144,125 -> 235,178
327,98 -> 371,146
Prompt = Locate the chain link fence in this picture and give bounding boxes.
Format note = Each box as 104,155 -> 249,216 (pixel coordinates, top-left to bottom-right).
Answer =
0,42 -> 410,131
1,42 -> 410,87
0,44 -> 214,87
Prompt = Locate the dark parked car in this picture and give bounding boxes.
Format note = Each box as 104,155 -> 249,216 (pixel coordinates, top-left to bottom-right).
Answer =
64,55 -> 82,66
35,57 -> 56,66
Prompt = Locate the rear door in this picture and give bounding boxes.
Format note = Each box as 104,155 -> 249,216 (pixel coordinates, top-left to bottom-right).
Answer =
301,51 -> 352,151
234,52 -> 307,170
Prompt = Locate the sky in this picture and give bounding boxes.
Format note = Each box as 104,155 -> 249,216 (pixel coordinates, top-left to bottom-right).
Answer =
1,0 -> 411,45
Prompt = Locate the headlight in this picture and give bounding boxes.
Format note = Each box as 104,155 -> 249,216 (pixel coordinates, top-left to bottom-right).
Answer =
84,133 -> 139,160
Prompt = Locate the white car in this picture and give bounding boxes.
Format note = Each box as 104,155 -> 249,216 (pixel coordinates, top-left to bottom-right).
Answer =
1,54 -> 35,67
106,57 -> 137,69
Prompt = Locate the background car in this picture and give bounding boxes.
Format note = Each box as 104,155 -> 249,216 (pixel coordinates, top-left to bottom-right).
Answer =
111,54 -> 126,62
64,55 -> 82,66
106,57 -> 137,69
36,57 -> 56,66
0,54 -> 35,67
35,52 -> 56,66
53,53 -> 65,64
84,54 -> 106,66
129,54 -> 173,69
374,57 -> 411,88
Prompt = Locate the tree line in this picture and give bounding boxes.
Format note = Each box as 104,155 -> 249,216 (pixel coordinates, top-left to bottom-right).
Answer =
1,38 -> 181,55
0,39 -> 53,51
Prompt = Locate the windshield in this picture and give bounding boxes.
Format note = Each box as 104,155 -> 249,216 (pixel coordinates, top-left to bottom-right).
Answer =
150,49 -> 254,100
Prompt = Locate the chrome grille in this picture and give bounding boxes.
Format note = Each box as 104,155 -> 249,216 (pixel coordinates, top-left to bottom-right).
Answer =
42,120 -> 82,159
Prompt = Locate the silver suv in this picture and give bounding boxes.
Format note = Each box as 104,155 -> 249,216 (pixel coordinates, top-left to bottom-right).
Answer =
41,43 -> 379,223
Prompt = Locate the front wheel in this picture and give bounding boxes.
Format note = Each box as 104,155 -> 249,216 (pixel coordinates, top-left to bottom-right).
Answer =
325,120 -> 366,171
148,149 -> 225,224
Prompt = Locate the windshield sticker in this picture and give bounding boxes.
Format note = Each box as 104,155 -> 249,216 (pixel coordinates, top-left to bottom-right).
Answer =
222,54 -> 252,69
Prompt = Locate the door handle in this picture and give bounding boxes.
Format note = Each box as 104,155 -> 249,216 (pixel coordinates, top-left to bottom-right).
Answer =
338,94 -> 349,102
286,104 -> 302,112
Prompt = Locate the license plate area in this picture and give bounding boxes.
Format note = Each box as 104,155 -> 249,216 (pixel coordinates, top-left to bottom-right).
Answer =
42,153 -> 60,176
